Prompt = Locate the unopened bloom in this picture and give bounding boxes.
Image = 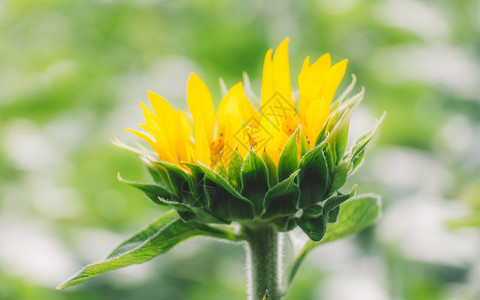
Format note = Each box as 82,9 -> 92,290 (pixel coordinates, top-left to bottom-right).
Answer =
122,38 -> 380,238
127,38 -> 346,168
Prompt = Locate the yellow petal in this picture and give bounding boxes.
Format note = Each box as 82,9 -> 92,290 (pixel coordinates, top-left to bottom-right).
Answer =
176,110 -> 192,161
217,82 -> 260,134
299,53 -> 332,121
187,73 -> 215,144
272,38 -> 292,103
194,123 -> 211,166
306,99 -> 330,148
261,48 -> 274,106
318,59 -> 348,106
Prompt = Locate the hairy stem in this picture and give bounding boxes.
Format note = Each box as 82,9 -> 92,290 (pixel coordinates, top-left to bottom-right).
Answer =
244,224 -> 282,300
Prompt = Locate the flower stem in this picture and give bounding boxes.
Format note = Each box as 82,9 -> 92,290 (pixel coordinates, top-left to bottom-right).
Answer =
243,224 -> 282,300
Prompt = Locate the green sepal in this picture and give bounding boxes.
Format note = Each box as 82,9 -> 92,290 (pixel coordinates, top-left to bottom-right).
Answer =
299,129 -> 310,158
143,158 -> 171,189
347,113 -> 385,175
272,216 -> 297,232
328,206 -> 340,223
57,210 -> 242,290
204,177 -> 255,220
328,108 -> 352,164
158,198 -> 228,224
158,198 -> 196,221
350,149 -> 365,175
117,173 -> 175,204
278,129 -> 299,182
180,162 -> 208,208
297,187 -> 356,241
261,170 -> 300,219
298,142 -> 330,208
329,160 -> 349,194
296,213 -> 326,242
241,149 -> 270,215
216,161 -> 228,178
151,160 -> 191,196
197,162 -> 254,220
227,150 -> 244,189
332,74 -> 357,106
262,151 -> 278,187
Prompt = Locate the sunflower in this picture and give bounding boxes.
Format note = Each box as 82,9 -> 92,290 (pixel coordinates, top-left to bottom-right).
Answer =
126,38 -> 347,170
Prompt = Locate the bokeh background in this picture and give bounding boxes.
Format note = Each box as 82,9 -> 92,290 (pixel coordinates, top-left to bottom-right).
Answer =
1,0 -> 480,299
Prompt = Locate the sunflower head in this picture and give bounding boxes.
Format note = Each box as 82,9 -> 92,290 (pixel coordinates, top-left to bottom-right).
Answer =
118,38 -> 383,241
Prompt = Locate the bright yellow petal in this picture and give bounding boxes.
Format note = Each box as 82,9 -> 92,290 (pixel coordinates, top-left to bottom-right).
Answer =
187,73 -> 215,144
261,48 -> 274,106
272,38 -> 292,103
306,99 -> 330,148
318,59 -> 348,105
176,110 -> 192,161
299,53 -> 332,121
194,123 -> 211,166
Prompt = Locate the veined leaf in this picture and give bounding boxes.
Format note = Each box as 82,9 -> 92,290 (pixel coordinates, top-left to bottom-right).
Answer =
318,193 -> 379,244
57,210 -> 242,290
287,193 -> 380,287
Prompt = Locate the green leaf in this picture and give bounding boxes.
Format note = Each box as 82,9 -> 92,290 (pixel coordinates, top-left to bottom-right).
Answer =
117,173 -> 175,204
57,211 -> 243,290
278,129 -> 299,182
106,210 -> 178,259
58,212 -> 241,290
241,149 -> 270,214
262,151 -> 278,187
227,150 -> 244,189
298,142 -> 330,208
287,193 -> 379,287
319,194 -> 379,245
261,170 -> 300,219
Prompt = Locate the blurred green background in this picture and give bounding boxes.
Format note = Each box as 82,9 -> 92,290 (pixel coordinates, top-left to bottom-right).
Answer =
1,0 -> 480,299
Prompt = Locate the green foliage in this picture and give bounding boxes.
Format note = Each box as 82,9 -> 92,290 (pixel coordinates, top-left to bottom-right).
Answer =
57,210 -> 242,290
287,194 -> 379,286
